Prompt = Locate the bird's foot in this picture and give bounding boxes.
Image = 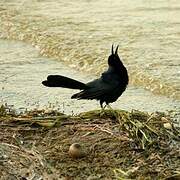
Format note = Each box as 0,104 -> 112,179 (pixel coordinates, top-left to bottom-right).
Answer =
99,107 -> 105,117
106,104 -> 113,110
99,103 -> 107,117
99,104 -> 112,117
106,104 -> 118,121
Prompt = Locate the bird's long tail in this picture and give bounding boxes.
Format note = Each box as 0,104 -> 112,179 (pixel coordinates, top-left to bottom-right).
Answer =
42,75 -> 88,90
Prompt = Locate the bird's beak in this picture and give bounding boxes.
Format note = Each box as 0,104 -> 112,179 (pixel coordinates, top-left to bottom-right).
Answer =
115,45 -> 119,55
112,44 -> 114,55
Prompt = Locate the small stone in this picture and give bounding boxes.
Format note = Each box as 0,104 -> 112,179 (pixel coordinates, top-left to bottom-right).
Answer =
68,143 -> 84,159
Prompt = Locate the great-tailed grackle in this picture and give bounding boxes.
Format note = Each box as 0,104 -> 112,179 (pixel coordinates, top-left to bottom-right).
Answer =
42,45 -> 129,108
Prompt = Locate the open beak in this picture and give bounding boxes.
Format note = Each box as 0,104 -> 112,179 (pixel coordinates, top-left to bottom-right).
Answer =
115,45 -> 119,55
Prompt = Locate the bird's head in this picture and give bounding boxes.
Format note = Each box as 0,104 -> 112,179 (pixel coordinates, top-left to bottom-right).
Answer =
108,44 -> 124,68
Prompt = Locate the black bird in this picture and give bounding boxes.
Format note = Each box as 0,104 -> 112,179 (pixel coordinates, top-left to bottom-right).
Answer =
42,45 -> 129,108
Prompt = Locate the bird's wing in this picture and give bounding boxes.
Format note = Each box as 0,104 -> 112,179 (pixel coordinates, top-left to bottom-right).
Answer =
72,89 -> 106,100
71,78 -> 116,100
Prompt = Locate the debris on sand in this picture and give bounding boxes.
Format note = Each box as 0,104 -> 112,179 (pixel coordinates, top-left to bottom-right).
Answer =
0,105 -> 179,179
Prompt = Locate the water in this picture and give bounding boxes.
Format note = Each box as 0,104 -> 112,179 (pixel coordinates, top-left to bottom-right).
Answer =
0,0 -> 179,115
0,39 -> 179,116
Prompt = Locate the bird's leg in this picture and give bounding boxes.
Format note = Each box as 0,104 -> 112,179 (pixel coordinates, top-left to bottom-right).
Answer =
100,101 -> 103,109
100,100 -> 107,109
100,101 -> 106,117
106,104 -> 112,110
103,104 -> 107,109
106,103 -> 117,121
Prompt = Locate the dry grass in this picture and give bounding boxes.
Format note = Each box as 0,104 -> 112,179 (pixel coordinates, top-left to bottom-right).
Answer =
0,105 -> 180,179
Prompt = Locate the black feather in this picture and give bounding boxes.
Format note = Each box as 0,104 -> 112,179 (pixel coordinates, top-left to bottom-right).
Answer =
42,75 -> 87,90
